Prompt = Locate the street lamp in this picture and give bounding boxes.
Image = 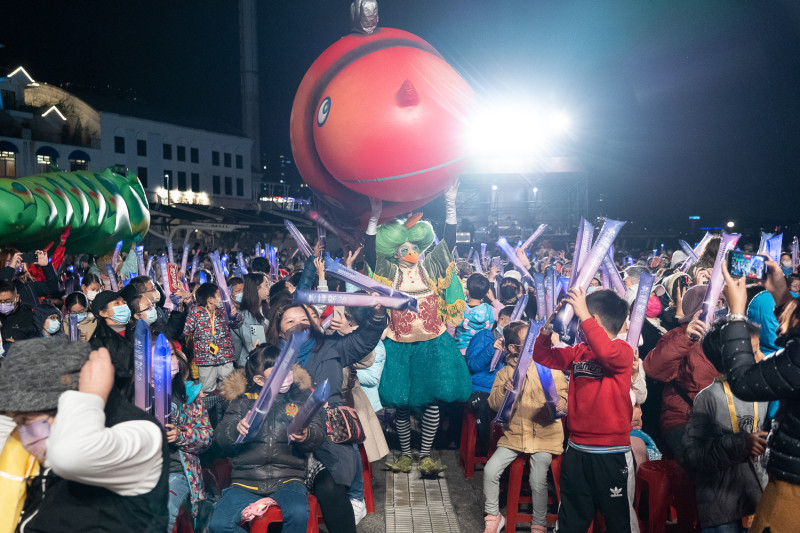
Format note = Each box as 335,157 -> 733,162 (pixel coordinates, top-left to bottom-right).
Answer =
164,173 -> 171,205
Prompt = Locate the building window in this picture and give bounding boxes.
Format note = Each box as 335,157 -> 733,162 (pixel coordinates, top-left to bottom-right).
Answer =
0,151 -> 16,178
212,151 -> 220,166
177,171 -> 187,192
36,154 -> 54,174
114,136 -> 125,154
177,146 -> 186,162
191,173 -> 200,192
137,167 -> 148,188
224,176 -> 232,196
137,139 -> 147,157
163,143 -> 172,160
1,90 -> 16,110
163,170 -> 173,190
224,153 -> 232,168
212,175 -> 220,195
235,154 -> 243,169
69,158 -> 88,172
236,178 -> 244,197
190,147 -> 199,163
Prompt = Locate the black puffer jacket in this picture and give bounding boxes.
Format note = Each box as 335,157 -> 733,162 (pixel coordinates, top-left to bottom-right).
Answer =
89,319 -> 136,402
722,319 -> 800,484
215,366 -> 325,495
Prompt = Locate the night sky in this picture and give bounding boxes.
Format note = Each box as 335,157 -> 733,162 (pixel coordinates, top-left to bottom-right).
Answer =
2,0 -> 799,229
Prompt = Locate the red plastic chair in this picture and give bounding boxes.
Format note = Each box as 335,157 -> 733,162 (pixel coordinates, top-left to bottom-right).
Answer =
202,457 -> 233,497
458,407 -> 489,478
172,506 -> 194,533
359,444 -> 375,514
635,460 -> 674,533
249,494 -> 322,533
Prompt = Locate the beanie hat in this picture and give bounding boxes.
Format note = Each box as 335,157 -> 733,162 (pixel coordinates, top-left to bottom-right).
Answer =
670,250 -> 689,269
680,284 -> 707,323
0,338 -> 91,412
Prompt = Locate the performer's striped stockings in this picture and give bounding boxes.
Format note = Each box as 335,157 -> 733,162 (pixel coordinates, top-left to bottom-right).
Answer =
395,404 -> 440,458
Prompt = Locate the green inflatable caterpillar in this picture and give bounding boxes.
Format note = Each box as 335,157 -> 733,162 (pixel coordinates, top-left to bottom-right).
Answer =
0,167 -> 149,254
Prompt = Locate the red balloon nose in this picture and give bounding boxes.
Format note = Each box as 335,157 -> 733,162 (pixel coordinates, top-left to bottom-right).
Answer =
396,79 -> 419,107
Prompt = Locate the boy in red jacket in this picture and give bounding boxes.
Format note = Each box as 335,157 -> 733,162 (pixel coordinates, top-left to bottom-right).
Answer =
534,287 -> 634,533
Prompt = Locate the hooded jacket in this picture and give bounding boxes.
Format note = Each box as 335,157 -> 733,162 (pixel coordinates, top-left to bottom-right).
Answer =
89,319 -> 136,402
215,366 -> 325,495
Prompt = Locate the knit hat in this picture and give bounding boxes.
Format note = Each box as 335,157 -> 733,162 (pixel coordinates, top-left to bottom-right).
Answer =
680,284 -> 707,323
670,250 -> 689,269
0,338 -> 91,412
91,290 -> 121,316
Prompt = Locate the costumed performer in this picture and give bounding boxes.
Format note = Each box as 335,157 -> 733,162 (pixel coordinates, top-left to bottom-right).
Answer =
364,182 -> 471,476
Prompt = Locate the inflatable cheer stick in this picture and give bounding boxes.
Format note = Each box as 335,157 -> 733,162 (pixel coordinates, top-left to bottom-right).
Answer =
286,379 -> 330,443
153,334 -> 172,427
697,231 -> 740,328
626,272 -> 655,352
134,319 -> 153,413
681,232 -> 712,273
490,293 -> 528,371
294,289 -> 417,312
285,219 -> 314,259
237,329 -> 310,443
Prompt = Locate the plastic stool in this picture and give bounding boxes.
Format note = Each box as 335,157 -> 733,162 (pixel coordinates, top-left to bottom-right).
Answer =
665,461 -> 699,532
505,454 -> 534,530
172,505 -> 194,533
250,494 -> 321,533
359,444 -> 375,514
458,407 -> 489,478
202,457 -> 232,497
635,460 -> 673,533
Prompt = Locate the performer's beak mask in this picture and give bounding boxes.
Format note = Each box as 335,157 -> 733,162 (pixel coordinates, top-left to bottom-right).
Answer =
398,244 -> 421,264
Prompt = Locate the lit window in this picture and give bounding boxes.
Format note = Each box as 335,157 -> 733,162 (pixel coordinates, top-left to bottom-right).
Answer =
69,159 -> 88,171
0,151 -> 16,178
36,154 -> 54,173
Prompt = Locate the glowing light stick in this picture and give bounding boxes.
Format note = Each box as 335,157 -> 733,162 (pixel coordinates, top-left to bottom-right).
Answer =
294,289 -> 417,312
238,252 -> 248,276
68,314 -> 79,342
496,237 -> 535,285
136,245 -> 146,276
286,379 -> 330,442
545,266 -> 556,316
180,244 -> 190,276
626,272 -> 655,352
222,254 -> 230,278
269,246 -> 279,282
681,232 -> 712,273
521,224 -> 548,253
490,293 -> 528,371
153,333 -> 172,427
111,240 -> 123,270
167,241 -> 175,264
134,319 -> 153,413
236,329 -> 310,443
697,231 -> 740,327
551,219 -> 626,344
284,220 -> 313,259
158,255 -> 175,311
105,264 -> 119,292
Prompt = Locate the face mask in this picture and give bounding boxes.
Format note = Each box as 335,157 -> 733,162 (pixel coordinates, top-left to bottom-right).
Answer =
279,370 -> 294,393
142,306 -> 158,325
87,290 -> 99,301
74,312 -> 87,323
110,304 -> 131,325
0,302 -> 15,315
782,261 -> 792,269
234,293 -> 243,303
45,319 -> 61,334
19,418 -> 51,462
171,357 -> 180,378
496,325 -> 505,337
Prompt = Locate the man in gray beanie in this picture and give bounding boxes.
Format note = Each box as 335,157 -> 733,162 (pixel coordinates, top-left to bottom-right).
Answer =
0,338 -> 168,532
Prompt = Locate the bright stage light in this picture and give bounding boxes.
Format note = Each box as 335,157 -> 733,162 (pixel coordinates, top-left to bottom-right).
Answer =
491,185 -> 498,190
726,221 -> 735,228
465,103 -> 572,157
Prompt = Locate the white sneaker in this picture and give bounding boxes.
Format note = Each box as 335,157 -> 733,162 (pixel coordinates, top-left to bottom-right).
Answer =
351,498 -> 367,525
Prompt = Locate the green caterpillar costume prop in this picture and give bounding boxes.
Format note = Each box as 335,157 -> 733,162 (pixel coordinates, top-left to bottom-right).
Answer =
0,168 -> 149,254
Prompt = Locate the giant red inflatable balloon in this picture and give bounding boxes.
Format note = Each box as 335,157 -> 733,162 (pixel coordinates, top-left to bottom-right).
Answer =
290,27 -> 474,227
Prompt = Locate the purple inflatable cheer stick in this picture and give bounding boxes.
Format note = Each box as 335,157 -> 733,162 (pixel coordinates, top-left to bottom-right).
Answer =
521,224 -> 548,255
533,273 -> 546,320
238,252 -> 248,276
481,243 -> 488,270
697,231 -> 740,327
190,254 -> 199,282
269,246 -> 279,282
209,251 -> 235,320
145,256 -> 154,279
136,245 -> 146,276
158,255 -> 174,311
497,237 -> 535,285
793,236 -> 799,273
758,232 -> 773,256
601,253 -> 626,297
284,220 -> 314,259
766,234 -> 783,263
286,379 -> 330,443
237,329 -> 310,443
626,272 -> 655,352
180,244 -> 190,276
323,255 -> 406,299
167,241 -> 175,264
68,314 -> 79,342
681,232 -> 712,273
293,289 -> 417,312
153,334 -> 172,427
545,267 -> 557,316
569,219 -> 594,292
111,240 -> 123,270
105,264 -> 119,292
134,319 -> 153,413
678,240 -> 700,264
490,293 -> 529,371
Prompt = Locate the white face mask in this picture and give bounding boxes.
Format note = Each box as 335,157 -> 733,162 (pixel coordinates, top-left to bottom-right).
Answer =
142,306 -> 158,325
782,261 -> 792,269
45,319 -> 61,334
87,290 -> 99,301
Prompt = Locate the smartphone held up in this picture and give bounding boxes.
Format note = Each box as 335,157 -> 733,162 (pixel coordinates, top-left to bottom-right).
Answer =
726,250 -> 768,281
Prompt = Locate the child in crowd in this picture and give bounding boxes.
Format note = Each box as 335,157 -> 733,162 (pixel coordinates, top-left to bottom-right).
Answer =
483,320 -> 568,533
467,305 -> 514,455
165,345 -> 213,532
534,287 -> 634,532
456,273 -> 496,352
210,345 -> 326,533
682,320 -> 768,532
183,282 -> 236,394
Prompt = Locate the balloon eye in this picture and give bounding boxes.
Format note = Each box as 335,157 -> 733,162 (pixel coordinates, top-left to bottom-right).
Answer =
317,97 -> 331,127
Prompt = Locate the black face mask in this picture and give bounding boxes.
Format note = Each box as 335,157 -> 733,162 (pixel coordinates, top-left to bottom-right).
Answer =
500,284 -> 520,302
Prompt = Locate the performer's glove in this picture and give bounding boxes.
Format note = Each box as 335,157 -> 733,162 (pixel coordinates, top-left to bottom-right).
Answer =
366,197 -> 383,236
444,181 -> 459,225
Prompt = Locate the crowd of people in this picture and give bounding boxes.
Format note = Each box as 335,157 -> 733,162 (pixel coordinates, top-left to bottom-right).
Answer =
0,209 -> 798,533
